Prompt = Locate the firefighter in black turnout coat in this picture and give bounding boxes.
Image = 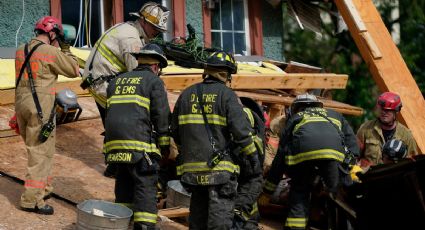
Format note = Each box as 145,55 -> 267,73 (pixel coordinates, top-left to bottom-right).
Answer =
104,43 -> 170,230
171,51 -> 261,230
232,98 -> 266,230
264,94 -> 359,230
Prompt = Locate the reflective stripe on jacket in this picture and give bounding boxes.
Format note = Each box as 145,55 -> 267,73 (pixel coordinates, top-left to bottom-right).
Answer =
283,108 -> 346,165
104,67 -> 170,163
83,21 -> 147,107
264,107 -> 359,193
171,78 -> 256,177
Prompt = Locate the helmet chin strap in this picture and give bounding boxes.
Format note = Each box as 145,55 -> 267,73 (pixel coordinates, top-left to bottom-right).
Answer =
227,72 -> 232,84
47,32 -> 56,45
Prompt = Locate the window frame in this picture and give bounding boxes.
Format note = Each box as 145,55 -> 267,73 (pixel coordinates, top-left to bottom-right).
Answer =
50,0 -> 183,40
210,0 -> 251,55
202,0 -> 263,56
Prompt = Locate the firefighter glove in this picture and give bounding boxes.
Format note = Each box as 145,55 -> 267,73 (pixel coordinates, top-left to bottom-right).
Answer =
58,39 -> 71,52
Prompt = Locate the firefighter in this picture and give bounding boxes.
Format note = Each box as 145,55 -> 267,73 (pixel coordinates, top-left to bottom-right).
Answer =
15,16 -> 79,214
357,92 -> 418,166
171,51 -> 261,230
263,94 -> 359,230
81,2 -> 170,177
103,43 -> 170,230
232,99 -> 266,230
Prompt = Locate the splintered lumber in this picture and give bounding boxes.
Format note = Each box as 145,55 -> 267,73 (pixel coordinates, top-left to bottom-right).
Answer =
235,91 -> 363,116
158,207 -> 190,218
0,73 -> 347,105
161,73 -> 348,90
335,0 -> 425,153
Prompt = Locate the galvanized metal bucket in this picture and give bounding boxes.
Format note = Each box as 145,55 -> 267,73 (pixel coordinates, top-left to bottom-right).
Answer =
76,199 -> 133,230
166,180 -> 191,208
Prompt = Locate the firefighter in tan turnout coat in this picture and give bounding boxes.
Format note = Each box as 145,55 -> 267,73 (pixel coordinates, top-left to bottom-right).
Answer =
15,16 -> 79,215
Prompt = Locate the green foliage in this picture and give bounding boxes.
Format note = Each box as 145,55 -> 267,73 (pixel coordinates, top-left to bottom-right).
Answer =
282,1 -> 425,130
399,0 -> 425,91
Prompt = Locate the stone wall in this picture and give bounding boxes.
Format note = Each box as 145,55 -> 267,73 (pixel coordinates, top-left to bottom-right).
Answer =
0,0 -> 50,47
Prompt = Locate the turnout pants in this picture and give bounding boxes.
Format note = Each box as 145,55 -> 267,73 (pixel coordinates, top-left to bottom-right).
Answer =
16,94 -> 55,209
115,161 -> 158,230
285,160 -> 339,230
233,173 -> 263,230
187,176 -> 238,230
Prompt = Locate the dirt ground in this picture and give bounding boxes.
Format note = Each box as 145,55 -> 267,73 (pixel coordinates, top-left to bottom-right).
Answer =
0,175 -> 77,230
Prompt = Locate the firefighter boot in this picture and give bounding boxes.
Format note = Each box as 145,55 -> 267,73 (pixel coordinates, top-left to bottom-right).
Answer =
21,204 -> 54,215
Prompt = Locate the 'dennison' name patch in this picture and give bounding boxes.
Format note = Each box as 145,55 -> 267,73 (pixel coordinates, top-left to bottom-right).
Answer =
107,152 -> 132,162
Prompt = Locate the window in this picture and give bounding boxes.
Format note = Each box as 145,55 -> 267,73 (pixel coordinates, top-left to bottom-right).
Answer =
61,0 -> 104,47
210,0 -> 250,55
59,0 -> 172,47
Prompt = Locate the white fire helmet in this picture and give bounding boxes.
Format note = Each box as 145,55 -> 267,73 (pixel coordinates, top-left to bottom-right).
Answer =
130,2 -> 170,32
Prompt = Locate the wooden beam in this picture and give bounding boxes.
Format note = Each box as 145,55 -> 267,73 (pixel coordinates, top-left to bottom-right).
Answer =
158,207 -> 190,218
341,0 -> 367,32
161,73 -> 348,90
360,31 -> 382,59
335,0 -> 425,153
235,91 -> 364,116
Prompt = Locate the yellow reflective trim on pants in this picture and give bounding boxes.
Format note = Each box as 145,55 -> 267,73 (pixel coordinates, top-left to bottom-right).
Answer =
178,114 -> 227,126
293,116 -> 342,134
243,108 -> 255,128
241,142 -> 257,155
104,140 -> 160,155
285,149 -> 345,165
95,41 -> 127,72
107,95 -> 150,111
176,161 -> 240,175
264,180 -> 277,192
134,211 -> 157,224
158,136 -> 170,146
285,217 -> 307,228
